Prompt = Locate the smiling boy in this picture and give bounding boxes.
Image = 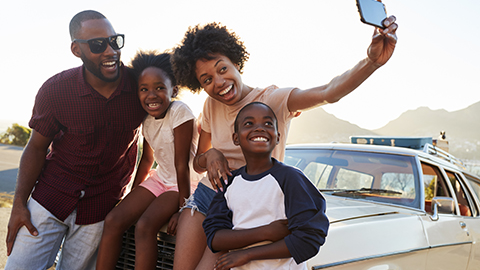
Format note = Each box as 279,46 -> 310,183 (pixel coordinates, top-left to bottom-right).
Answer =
203,102 -> 329,270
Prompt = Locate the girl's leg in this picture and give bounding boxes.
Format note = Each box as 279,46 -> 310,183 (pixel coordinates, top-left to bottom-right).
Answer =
134,191 -> 180,270
173,209 -> 208,270
96,187 -> 155,270
195,247 -> 224,270
173,183 -> 218,270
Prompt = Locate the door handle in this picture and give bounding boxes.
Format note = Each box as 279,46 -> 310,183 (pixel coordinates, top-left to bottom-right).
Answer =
460,221 -> 470,236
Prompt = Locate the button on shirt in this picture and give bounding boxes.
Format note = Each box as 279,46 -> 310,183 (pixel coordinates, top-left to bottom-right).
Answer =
29,65 -> 146,224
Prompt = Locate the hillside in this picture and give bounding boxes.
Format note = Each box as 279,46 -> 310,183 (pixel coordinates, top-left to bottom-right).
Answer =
286,101 -> 480,160
286,107 -> 377,144
374,102 -> 480,160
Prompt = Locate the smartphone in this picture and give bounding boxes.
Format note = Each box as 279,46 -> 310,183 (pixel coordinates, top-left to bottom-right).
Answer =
356,0 -> 387,29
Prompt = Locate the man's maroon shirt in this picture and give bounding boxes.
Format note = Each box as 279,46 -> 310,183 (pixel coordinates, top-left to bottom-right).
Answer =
29,64 -> 146,224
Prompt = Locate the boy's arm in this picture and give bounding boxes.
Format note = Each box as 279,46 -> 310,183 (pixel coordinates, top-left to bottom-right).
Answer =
281,168 -> 329,264
214,239 -> 291,270
203,181 -> 290,252
131,137 -> 154,189
287,16 -> 398,112
210,219 -> 290,251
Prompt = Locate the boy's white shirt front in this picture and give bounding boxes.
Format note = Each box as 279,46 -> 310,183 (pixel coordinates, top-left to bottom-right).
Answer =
224,173 -> 306,270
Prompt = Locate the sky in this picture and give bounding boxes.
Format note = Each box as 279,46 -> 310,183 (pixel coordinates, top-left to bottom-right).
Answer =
1,0 -> 479,130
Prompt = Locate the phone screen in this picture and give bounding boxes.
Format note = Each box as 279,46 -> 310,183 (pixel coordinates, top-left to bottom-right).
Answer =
356,0 -> 387,29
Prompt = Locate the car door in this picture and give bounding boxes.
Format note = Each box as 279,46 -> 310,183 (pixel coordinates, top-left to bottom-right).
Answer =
460,173 -> 480,270
420,162 -> 472,270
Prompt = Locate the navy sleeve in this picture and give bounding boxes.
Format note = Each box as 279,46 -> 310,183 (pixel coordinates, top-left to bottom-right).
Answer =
274,163 -> 329,264
202,177 -> 234,253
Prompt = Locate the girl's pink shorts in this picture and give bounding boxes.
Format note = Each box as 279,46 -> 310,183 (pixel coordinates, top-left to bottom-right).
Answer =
139,169 -> 198,197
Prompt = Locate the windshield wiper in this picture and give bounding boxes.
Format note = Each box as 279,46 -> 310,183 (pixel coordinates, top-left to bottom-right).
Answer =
324,188 -> 402,195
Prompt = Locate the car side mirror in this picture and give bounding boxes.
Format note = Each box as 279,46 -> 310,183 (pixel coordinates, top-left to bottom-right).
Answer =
429,197 -> 455,221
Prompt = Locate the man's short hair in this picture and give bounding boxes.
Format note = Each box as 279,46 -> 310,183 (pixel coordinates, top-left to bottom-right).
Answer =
69,10 -> 106,41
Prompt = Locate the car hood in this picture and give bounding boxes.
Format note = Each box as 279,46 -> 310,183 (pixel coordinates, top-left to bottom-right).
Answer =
309,195 -> 429,269
324,195 -> 416,223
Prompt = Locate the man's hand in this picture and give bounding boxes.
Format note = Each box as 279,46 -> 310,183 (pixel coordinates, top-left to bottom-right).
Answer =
6,203 -> 38,256
367,15 -> 398,66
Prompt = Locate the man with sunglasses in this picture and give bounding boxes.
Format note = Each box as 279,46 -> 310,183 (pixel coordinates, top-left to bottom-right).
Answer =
5,10 -> 145,270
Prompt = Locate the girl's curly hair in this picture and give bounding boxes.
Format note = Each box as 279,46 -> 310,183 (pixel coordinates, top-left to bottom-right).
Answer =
171,22 -> 249,93
129,50 -> 176,87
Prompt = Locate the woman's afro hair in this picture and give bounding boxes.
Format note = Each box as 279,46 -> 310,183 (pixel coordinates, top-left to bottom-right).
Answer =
171,22 -> 249,93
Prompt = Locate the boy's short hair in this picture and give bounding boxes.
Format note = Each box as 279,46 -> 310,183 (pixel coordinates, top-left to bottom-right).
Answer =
129,51 -> 176,86
171,22 -> 249,93
69,10 -> 106,41
234,102 -> 278,133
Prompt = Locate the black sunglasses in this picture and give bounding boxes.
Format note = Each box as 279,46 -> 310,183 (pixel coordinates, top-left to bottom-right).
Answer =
74,34 -> 125,54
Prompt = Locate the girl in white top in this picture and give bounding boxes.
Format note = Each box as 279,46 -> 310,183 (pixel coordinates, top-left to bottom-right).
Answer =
96,51 -> 201,270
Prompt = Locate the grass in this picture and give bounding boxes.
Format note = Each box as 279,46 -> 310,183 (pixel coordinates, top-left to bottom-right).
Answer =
0,192 -> 13,208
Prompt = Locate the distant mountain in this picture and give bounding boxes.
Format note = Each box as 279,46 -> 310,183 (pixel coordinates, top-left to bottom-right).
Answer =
286,107 -> 377,144
286,101 -> 480,160
374,101 -> 480,160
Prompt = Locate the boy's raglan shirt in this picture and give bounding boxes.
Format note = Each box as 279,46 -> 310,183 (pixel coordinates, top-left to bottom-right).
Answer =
203,159 -> 329,269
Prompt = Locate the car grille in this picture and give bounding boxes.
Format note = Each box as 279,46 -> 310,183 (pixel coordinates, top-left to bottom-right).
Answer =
115,226 -> 176,270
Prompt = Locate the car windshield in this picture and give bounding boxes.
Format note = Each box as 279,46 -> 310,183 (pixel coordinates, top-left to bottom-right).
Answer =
285,148 -> 420,209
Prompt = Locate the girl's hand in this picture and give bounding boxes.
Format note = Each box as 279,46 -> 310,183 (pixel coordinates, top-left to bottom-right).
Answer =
203,149 -> 232,192
214,250 -> 251,270
367,15 -> 398,67
167,212 -> 180,235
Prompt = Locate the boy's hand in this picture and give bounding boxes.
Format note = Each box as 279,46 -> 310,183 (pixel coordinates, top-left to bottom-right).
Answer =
264,219 -> 290,242
204,149 -> 232,192
167,212 -> 180,235
214,250 -> 251,270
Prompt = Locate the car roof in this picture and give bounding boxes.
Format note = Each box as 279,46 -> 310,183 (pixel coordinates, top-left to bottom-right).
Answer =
286,142 -> 466,173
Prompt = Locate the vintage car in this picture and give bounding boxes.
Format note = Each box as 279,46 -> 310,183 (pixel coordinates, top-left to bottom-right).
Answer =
116,137 -> 480,270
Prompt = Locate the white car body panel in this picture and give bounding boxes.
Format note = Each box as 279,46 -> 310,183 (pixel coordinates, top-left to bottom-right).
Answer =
284,143 -> 480,270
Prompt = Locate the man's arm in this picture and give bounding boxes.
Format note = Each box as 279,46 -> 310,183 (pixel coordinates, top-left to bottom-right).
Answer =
287,16 -> 398,112
6,130 -> 52,255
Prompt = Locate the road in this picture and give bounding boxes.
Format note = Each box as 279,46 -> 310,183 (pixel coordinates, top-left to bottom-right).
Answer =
0,144 -> 22,194
0,145 -> 21,268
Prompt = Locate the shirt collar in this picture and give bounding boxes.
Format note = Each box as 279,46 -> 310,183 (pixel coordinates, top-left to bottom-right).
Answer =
76,62 -> 132,97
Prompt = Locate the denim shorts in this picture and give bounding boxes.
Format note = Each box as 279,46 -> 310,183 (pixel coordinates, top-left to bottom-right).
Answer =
181,182 -> 217,216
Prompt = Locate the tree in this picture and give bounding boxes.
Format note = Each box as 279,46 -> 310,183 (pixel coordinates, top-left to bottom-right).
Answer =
0,123 -> 32,146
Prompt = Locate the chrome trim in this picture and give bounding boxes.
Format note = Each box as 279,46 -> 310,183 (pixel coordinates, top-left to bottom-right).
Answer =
330,211 -> 399,224
312,242 -> 472,269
